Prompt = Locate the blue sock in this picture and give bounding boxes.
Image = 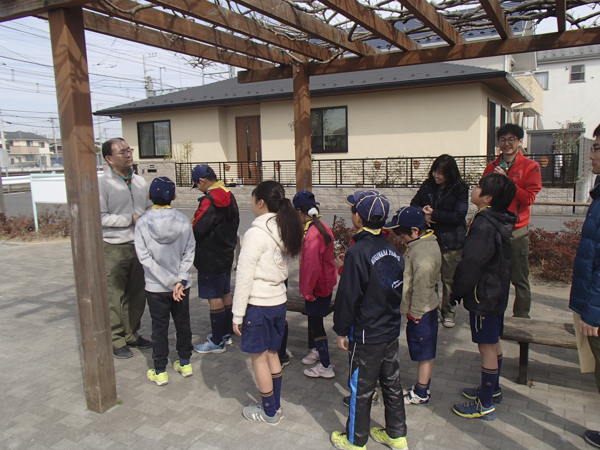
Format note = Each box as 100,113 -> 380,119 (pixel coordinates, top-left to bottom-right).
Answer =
272,372 -> 282,410
209,309 -> 225,345
494,355 -> 503,391
480,367 -> 498,408
224,305 -> 233,336
180,359 -> 190,366
261,390 -> 277,417
414,380 -> 430,398
314,336 -> 330,368
155,369 -> 165,375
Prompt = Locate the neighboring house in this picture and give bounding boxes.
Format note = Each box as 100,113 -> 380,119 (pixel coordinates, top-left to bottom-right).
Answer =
4,131 -> 50,154
534,45 -> 600,131
95,62 -> 534,173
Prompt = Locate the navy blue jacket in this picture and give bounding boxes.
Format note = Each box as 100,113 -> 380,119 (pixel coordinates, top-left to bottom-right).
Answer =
333,231 -> 404,344
570,184 -> 600,327
451,207 -> 516,317
410,179 -> 468,251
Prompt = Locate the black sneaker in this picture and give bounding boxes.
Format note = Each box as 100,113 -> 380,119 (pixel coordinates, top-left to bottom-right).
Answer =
343,391 -> 379,407
113,346 -> 133,359
585,430 -> 600,448
128,337 -> 152,349
279,354 -> 291,367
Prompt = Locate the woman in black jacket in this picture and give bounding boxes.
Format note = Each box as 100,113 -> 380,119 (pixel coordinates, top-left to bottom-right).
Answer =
410,154 -> 468,328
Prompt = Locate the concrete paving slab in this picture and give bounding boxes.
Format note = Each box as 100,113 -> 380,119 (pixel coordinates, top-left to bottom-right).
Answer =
1,239 -> 599,449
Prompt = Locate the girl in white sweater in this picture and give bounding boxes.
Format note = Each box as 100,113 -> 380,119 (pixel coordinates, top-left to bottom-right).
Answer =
232,181 -> 303,425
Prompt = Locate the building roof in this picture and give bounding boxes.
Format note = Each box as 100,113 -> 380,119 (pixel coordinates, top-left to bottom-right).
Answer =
537,44 -> 600,64
4,131 -> 48,140
95,62 -> 532,117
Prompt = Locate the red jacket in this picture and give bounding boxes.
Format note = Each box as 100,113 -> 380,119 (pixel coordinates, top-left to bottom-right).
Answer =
299,221 -> 338,300
482,151 -> 542,230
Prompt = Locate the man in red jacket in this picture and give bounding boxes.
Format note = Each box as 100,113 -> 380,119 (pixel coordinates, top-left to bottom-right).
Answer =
483,124 -> 542,318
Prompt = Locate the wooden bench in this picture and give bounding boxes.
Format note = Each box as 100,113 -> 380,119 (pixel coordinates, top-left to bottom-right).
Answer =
501,317 -> 577,385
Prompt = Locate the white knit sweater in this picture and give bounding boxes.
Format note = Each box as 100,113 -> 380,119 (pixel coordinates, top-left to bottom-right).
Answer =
232,212 -> 290,324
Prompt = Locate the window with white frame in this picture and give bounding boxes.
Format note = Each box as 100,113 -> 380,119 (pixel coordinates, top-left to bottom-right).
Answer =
570,65 -> 585,83
534,71 -> 549,90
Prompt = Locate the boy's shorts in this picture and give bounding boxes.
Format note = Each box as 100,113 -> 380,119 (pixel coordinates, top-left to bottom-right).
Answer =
406,308 -> 438,361
470,312 -> 504,344
197,270 -> 231,299
305,293 -> 332,317
241,303 -> 287,354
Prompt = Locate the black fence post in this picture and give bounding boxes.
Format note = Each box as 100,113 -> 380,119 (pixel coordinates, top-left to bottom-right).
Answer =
362,159 -> 365,186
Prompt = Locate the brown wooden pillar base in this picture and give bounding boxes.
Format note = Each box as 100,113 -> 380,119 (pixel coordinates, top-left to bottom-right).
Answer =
293,62 -> 311,192
48,6 -> 117,414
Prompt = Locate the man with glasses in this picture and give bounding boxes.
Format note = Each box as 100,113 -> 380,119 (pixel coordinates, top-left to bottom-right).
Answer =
100,138 -> 153,359
483,124 -> 542,318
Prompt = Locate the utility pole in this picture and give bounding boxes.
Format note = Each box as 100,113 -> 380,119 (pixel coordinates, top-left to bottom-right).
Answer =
50,116 -> 58,154
95,103 -> 102,146
0,106 -> 5,151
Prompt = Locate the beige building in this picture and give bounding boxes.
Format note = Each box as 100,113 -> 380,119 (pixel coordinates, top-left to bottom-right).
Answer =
96,62 -> 533,184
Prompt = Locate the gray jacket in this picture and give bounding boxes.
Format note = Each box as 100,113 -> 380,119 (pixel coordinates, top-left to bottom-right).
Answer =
134,208 -> 195,293
99,166 -> 152,244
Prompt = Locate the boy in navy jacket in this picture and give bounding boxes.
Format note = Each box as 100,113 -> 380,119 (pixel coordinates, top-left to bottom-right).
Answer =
332,191 -> 407,450
451,173 -> 516,420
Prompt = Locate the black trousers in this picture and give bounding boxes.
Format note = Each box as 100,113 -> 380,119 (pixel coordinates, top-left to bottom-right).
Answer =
146,289 -> 193,371
345,338 -> 407,447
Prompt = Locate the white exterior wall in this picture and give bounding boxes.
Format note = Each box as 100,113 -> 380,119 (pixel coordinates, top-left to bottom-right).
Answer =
122,82 -> 511,163
537,57 -> 600,131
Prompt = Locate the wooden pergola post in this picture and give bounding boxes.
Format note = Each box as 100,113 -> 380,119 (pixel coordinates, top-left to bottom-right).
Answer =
48,6 -> 117,414
293,62 -> 311,192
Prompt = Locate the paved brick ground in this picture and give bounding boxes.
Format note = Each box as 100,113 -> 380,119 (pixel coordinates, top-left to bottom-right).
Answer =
1,239 -> 599,449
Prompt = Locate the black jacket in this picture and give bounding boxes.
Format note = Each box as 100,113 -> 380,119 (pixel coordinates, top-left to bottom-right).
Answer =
192,186 -> 240,274
333,231 -> 404,344
410,179 -> 468,251
451,207 -> 516,317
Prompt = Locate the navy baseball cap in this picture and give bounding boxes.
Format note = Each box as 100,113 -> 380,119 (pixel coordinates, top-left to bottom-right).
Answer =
293,190 -> 320,208
191,164 -> 215,186
384,206 -> 425,229
346,190 -> 390,223
150,176 -> 176,202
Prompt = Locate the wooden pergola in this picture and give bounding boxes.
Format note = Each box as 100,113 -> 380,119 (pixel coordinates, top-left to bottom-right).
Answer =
2,0 -> 599,413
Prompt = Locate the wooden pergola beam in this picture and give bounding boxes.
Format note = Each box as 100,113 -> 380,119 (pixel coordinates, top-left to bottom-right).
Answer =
397,0 -> 466,45
556,0 -> 567,32
87,0 -> 292,65
318,0 -> 420,51
238,26 -> 600,82
233,0 -> 378,56
48,5 -> 116,414
81,10 -> 273,70
148,0 -> 333,61
478,0 -> 513,40
0,0 -> 91,22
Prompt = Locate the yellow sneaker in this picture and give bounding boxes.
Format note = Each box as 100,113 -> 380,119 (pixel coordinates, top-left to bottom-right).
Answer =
174,360 -> 193,377
330,431 -> 366,450
370,427 -> 408,449
147,369 -> 168,386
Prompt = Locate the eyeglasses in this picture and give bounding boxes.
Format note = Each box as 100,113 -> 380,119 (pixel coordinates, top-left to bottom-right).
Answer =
114,148 -> 133,157
498,137 -> 518,144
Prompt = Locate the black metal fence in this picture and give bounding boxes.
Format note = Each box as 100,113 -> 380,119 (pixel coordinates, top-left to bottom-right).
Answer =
176,153 -> 578,188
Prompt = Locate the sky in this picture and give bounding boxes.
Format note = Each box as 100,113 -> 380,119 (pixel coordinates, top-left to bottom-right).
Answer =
0,5 -> 597,143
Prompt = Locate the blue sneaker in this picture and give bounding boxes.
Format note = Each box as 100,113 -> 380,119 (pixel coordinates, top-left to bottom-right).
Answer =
194,339 -> 226,354
462,386 -> 503,404
207,333 -> 233,346
453,398 -> 496,421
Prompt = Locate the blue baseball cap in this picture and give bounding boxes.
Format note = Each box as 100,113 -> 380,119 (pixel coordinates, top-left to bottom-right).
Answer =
293,190 -> 320,208
346,190 -> 390,223
384,206 -> 425,229
149,176 -> 176,202
191,164 -> 215,186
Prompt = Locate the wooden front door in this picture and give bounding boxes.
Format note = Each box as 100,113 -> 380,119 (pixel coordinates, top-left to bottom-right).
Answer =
235,116 -> 262,185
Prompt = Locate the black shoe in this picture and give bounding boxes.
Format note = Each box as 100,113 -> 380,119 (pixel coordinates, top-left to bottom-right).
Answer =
113,346 -> 133,359
128,337 -> 152,349
585,430 -> 600,448
343,391 -> 379,407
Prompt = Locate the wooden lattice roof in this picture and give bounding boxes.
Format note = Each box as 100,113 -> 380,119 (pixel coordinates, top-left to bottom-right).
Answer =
3,0 -> 600,83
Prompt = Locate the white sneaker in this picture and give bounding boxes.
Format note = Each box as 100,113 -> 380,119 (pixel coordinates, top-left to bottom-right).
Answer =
304,362 -> 335,378
302,348 -> 320,365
